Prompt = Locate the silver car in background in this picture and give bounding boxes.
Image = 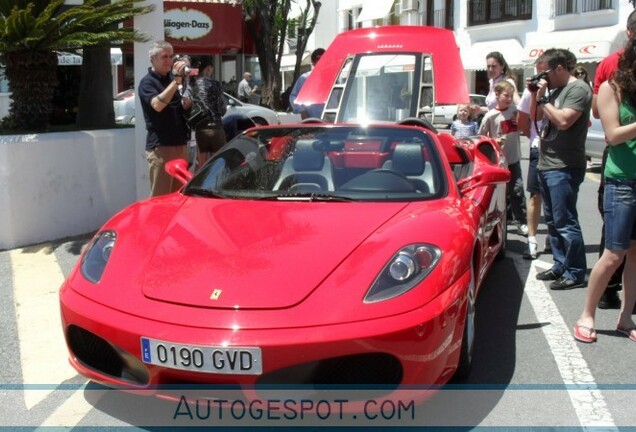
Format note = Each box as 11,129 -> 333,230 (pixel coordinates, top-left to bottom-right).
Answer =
427,94 -> 487,128
586,114 -> 606,161
113,89 -> 136,125
223,93 -> 281,126
113,90 -> 281,126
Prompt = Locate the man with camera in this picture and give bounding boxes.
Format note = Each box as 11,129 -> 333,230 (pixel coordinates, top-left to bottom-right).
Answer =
533,48 -> 592,290
138,41 -> 192,197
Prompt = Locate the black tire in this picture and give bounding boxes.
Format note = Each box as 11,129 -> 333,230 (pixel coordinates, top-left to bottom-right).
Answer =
496,210 -> 507,261
452,261 -> 476,381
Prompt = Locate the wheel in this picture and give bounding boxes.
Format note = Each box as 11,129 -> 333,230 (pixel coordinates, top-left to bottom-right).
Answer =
496,209 -> 507,261
371,168 -> 411,181
452,261 -> 476,381
397,117 -> 438,134
301,117 -> 326,124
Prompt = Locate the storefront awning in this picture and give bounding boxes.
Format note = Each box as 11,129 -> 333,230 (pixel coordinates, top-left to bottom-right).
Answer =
461,39 -> 523,71
355,0 -> 395,22
280,53 -> 311,71
523,27 -> 626,64
57,48 -> 123,66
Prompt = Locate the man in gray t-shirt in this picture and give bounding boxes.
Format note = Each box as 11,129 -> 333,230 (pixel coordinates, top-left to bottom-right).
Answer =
533,48 -> 592,290
538,79 -> 591,171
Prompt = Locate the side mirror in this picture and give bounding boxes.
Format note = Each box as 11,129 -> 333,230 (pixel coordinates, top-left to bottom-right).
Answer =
165,158 -> 193,185
457,165 -> 510,193
227,98 -> 236,107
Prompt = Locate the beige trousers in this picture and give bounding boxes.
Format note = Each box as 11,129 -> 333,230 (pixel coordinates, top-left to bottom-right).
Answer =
146,145 -> 188,197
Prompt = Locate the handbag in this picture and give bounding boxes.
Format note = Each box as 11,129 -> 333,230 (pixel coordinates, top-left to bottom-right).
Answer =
186,98 -> 213,130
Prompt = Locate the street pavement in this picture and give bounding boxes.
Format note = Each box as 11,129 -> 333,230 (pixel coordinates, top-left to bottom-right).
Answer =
1,135 -> 635,428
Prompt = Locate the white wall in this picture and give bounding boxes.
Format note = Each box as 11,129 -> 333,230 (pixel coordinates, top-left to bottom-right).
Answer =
0,129 -> 137,250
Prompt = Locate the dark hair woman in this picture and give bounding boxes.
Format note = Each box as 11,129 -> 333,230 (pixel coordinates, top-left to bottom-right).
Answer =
193,57 -> 227,167
479,51 -> 520,115
574,37 -> 636,344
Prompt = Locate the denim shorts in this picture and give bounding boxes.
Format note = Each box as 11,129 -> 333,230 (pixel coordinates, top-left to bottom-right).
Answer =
604,178 -> 636,250
526,147 -> 540,195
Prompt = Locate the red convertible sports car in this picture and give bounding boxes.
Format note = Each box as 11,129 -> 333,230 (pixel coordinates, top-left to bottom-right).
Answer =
60,26 -> 509,404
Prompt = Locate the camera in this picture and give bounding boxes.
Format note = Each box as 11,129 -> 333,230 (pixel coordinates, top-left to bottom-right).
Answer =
528,70 -> 550,92
182,67 -> 199,77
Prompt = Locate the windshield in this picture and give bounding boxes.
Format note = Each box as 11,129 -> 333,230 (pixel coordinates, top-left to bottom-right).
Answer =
183,126 -> 446,202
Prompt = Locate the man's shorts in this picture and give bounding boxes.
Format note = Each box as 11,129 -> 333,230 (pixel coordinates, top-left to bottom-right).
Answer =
526,147 -> 540,196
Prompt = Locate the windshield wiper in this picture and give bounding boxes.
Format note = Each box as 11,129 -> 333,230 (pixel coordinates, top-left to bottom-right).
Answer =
264,192 -> 354,202
183,187 -> 227,199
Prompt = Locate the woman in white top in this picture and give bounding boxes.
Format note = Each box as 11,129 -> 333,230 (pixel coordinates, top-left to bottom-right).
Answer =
478,51 -> 520,115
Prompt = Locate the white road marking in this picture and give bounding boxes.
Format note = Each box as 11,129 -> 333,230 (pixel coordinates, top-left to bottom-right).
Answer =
10,245 -> 94,426
523,258 -> 617,428
41,385 -> 96,427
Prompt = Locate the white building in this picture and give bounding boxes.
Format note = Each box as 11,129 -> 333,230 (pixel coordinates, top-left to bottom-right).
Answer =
279,0 -> 340,91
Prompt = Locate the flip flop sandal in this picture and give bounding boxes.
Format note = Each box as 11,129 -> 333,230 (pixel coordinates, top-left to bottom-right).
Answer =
616,327 -> 636,342
573,324 -> 597,343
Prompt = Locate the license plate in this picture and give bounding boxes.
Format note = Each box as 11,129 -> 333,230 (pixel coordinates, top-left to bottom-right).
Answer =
140,338 -> 262,375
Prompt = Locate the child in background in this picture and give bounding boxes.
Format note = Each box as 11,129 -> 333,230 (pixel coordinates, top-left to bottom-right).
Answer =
450,103 -> 479,138
479,80 -> 529,236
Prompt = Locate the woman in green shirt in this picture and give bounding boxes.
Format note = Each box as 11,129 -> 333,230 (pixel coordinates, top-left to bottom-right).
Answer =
574,38 -> 636,344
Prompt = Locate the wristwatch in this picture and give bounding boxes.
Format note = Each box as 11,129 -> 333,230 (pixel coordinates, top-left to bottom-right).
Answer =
538,95 -> 550,105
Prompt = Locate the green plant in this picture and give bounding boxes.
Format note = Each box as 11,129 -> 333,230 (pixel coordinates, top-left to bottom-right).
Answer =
0,0 -> 153,131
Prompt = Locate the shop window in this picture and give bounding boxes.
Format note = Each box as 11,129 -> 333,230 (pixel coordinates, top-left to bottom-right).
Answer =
468,0 -> 532,25
553,0 -> 577,14
345,7 -> 363,30
423,0 -> 454,29
561,0 -> 613,14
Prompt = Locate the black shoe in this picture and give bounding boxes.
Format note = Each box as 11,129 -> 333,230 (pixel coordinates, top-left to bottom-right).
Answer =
550,277 -> 585,290
598,291 -> 621,309
543,241 -> 552,254
536,269 -> 560,281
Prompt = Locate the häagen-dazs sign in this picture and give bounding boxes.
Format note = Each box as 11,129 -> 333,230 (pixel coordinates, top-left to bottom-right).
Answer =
164,7 -> 213,41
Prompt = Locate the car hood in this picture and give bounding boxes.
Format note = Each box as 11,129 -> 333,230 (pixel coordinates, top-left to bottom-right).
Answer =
140,199 -> 408,310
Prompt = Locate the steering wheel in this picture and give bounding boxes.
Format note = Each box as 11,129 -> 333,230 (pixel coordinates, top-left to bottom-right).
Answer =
301,117 -> 326,124
371,168 -> 410,180
369,169 -> 417,192
398,117 -> 438,134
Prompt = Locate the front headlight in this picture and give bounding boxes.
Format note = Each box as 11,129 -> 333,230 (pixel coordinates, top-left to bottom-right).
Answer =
364,244 -> 441,303
80,231 -> 116,284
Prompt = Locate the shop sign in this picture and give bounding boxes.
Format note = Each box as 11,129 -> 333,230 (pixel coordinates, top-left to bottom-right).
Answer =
164,2 -> 243,53
524,41 -> 612,62
164,7 -> 213,41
